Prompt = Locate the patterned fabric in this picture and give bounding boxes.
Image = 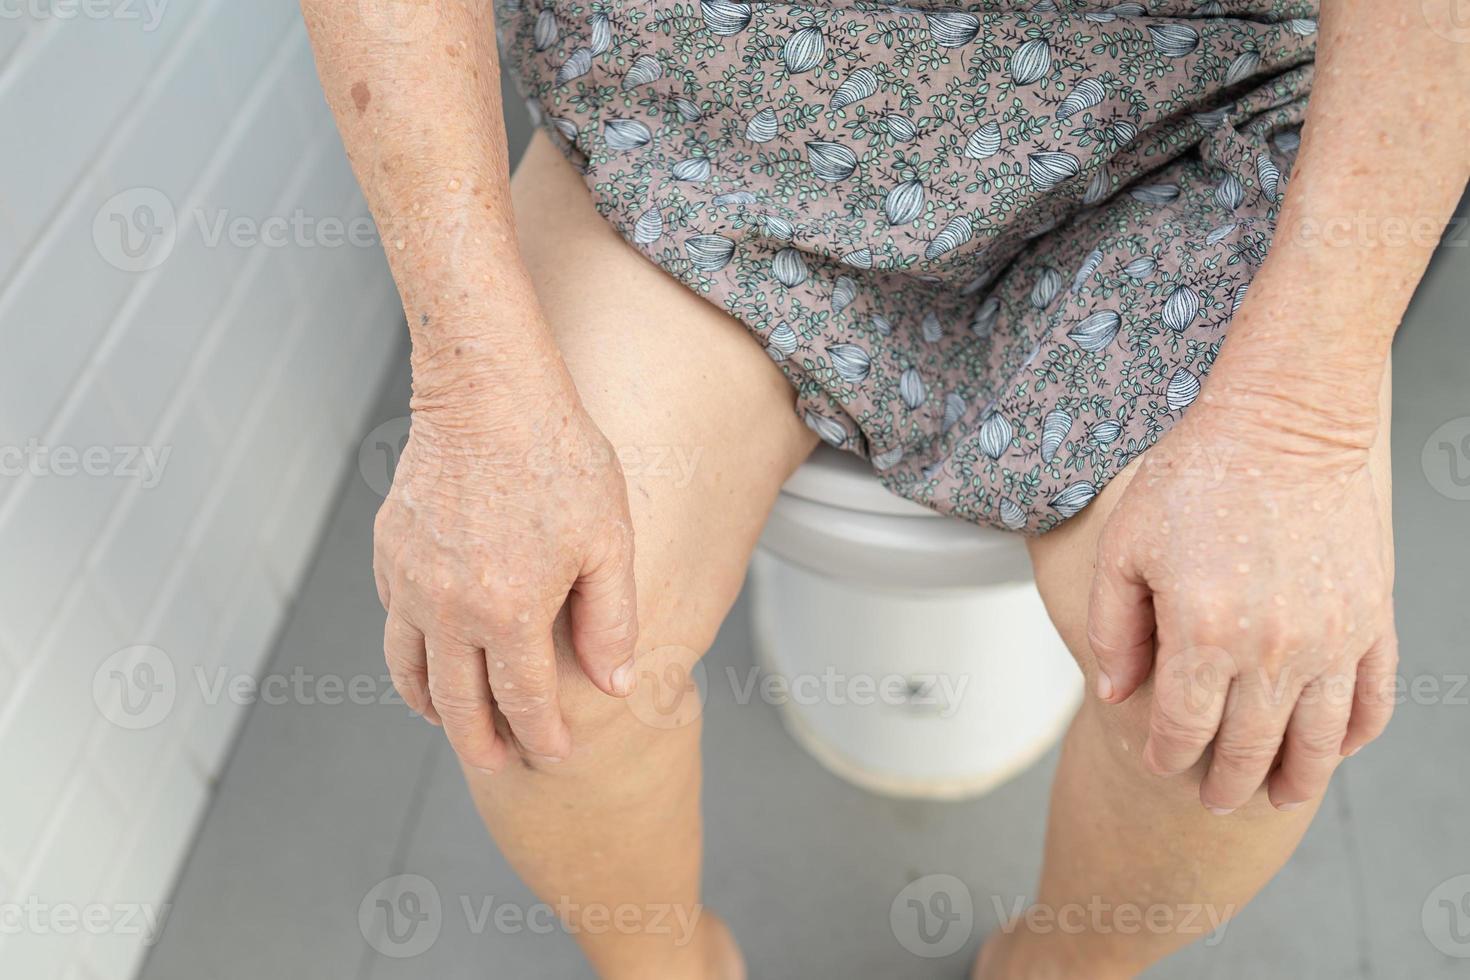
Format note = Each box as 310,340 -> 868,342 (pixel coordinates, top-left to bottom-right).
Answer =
496,0 -> 1318,533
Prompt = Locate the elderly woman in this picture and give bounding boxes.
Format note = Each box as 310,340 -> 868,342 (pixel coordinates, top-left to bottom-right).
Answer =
302,1 -> 1466,976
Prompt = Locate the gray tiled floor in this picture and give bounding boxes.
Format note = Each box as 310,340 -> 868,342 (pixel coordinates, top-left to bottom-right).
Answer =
142,205 -> 1470,979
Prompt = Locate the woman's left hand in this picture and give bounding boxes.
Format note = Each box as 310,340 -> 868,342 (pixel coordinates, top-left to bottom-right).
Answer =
1086,383 -> 1398,813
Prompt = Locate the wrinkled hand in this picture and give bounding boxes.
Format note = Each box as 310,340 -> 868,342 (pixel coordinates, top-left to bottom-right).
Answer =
373,391 -> 639,771
1088,394 -> 1396,812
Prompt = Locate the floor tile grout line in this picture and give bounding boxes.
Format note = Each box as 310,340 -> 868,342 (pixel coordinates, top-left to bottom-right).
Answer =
355,731 -> 443,980
1333,770 -> 1375,979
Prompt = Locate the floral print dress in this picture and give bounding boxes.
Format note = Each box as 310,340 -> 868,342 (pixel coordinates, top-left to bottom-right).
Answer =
495,0 -> 1319,533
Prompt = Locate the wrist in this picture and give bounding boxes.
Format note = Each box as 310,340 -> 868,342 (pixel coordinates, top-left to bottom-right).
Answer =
1209,267 -> 1394,453
402,256 -> 573,419
409,322 -> 576,425
1199,353 -> 1383,454
410,354 -> 576,425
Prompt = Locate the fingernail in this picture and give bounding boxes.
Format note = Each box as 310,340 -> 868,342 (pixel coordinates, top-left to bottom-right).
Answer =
1345,746 -> 1360,757
1096,672 -> 1114,701
1276,801 -> 1305,812
611,659 -> 636,696
473,766 -> 496,776
1207,806 -> 1235,816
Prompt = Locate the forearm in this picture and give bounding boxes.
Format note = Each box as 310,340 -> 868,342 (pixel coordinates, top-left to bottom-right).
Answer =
1211,0 -> 1469,441
300,0 -> 566,414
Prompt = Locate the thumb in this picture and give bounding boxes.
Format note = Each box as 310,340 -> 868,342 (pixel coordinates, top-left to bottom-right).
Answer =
568,530 -> 640,697
1086,533 -> 1156,704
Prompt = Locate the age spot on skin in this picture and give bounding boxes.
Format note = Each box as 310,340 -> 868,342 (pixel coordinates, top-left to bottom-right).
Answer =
350,81 -> 371,114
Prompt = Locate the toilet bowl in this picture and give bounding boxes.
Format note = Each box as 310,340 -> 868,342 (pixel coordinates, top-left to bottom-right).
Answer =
750,445 -> 1083,800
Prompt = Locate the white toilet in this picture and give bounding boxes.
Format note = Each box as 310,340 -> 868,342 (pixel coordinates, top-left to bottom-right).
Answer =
750,445 -> 1083,800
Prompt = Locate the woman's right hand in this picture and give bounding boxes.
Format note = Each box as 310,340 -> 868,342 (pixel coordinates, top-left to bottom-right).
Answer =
373,378 -> 641,771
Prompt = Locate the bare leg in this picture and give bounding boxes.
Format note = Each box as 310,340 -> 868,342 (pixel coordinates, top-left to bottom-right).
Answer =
455,133 -> 815,980
979,370 -> 1393,979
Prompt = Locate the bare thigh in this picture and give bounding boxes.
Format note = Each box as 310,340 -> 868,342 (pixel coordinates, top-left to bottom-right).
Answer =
508,131 -> 816,737
1028,367 -> 1393,753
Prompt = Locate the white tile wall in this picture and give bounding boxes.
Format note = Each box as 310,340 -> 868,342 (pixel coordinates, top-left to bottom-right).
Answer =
0,1 -> 403,976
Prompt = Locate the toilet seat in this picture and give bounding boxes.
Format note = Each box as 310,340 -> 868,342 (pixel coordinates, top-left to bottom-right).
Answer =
779,445 -> 937,518
761,446 -> 1034,590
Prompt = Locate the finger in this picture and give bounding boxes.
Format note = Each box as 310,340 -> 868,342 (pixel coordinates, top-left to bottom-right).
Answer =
1267,671 -> 1354,810
1342,632 -> 1399,756
383,609 -> 438,725
1142,645 -> 1232,776
426,639 -> 507,772
373,564 -> 391,611
371,507 -> 398,610
569,529 -> 640,697
1199,676 -> 1295,814
1087,534 -> 1156,703
487,626 -> 573,763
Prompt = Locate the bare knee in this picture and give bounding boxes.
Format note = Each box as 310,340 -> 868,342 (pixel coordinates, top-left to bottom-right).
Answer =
481,617 -> 717,779
1076,688 -> 1340,816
